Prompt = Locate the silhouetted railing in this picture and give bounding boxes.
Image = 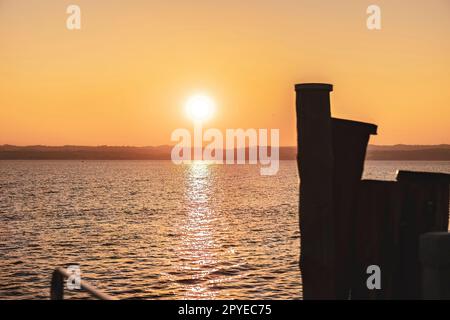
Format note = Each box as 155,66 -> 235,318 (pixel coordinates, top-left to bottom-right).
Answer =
50,267 -> 117,300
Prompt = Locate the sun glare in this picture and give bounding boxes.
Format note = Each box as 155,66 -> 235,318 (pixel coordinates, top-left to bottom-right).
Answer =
185,94 -> 215,122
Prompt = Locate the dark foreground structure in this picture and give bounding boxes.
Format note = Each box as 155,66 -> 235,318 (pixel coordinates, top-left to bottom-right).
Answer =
295,83 -> 450,300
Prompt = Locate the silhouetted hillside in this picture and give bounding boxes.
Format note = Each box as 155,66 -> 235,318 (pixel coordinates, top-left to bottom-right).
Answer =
366,145 -> 450,160
0,144 -> 449,160
0,145 -> 174,160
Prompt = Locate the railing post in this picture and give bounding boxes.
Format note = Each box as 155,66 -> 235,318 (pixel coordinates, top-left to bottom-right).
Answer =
50,269 -> 65,300
50,267 -> 117,300
420,232 -> 450,300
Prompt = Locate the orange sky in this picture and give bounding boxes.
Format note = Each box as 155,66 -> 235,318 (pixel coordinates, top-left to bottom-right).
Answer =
1,0 -> 449,146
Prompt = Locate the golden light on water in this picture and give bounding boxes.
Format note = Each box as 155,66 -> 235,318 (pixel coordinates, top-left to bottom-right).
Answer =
181,162 -> 218,299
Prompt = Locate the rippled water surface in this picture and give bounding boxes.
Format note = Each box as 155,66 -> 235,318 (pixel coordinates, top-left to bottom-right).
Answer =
0,160 -> 449,299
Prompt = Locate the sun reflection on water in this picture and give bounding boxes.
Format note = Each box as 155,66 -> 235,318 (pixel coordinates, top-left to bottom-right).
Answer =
0,160 -> 304,299
179,161 -> 218,299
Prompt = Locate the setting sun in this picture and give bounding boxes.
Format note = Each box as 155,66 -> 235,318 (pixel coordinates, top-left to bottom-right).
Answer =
185,94 -> 215,122
0,0 -> 449,303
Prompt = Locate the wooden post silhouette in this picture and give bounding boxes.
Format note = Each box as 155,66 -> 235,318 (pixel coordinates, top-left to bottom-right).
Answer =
395,171 -> 450,299
420,232 -> 450,299
296,83 -> 377,299
295,83 -> 336,299
352,180 -> 402,299
331,118 -> 377,299
351,171 -> 449,299
295,82 -> 448,300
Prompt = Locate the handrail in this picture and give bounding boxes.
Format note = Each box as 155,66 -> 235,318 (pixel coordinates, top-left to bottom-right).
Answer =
50,267 -> 118,300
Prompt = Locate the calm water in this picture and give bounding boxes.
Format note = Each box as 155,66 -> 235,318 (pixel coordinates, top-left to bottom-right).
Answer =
0,160 -> 449,300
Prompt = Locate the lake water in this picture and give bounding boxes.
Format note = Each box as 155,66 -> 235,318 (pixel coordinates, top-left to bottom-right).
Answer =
0,160 -> 449,300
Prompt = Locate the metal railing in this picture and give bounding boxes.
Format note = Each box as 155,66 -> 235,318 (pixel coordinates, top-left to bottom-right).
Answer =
50,267 -> 118,300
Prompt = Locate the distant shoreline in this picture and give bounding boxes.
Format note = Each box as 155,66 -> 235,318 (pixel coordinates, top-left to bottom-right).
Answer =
0,144 -> 449,161
1,159 -> 449,162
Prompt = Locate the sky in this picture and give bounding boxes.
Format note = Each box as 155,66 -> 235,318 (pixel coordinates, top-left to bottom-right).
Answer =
0,0 -> 449,146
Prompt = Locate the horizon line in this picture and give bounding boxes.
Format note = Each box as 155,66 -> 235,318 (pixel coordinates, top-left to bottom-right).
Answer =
1,143 -> 450,148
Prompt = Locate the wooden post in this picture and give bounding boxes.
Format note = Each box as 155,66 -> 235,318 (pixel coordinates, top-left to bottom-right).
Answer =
295,83 -> 336,299
352,180 -> 402,299
351,172 -> 449,299
395,171 -> 450,299
331,118 -> 377,299
420,232 -> 450,300
295,82 -> 449,300
295,84 -> 377,299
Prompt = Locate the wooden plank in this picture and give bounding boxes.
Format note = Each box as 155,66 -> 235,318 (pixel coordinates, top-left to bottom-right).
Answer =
352,180 -> 402,299
331,118 -> 377,299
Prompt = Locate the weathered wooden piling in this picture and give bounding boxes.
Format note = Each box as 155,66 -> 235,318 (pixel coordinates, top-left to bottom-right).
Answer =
331,118 -> 377,299
295,83 -> 336,299
295,83 -> 377,299
395,171 -> 450,299
295,82 -> 449,300
352,180 -> 402,299
420,232 -> 450,300
350,172 -> 450,300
